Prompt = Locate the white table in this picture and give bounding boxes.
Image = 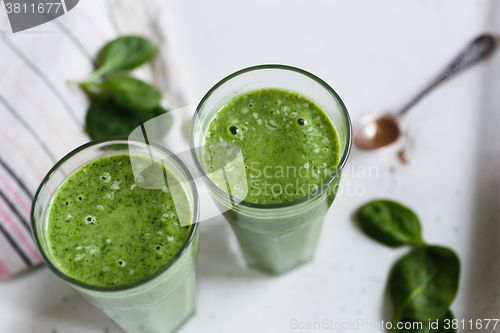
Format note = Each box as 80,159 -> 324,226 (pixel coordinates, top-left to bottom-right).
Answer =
1,1 -> 499,332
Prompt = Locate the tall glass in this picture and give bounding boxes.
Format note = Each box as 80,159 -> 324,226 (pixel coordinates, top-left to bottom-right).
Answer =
31,138 -> 200,333
190,65 -> 352,275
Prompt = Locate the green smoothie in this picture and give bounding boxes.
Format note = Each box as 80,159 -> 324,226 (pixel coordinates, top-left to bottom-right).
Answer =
202,88 -> 342,274
205,88 -> 341,203
47,154 -> 191,287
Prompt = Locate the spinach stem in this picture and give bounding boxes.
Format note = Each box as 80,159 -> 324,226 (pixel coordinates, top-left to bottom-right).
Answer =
83,59 -> 118,84
413,238 -> 427,247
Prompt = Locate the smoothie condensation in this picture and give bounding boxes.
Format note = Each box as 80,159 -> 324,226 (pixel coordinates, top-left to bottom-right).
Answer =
191,65 -> 352,275
32,139 -> 200,333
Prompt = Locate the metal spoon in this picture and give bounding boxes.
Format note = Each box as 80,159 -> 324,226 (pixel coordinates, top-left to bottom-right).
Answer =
354,34 -> 497,150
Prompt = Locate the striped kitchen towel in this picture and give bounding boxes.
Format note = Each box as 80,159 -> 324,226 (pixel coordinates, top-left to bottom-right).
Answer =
0,0 -> 187,278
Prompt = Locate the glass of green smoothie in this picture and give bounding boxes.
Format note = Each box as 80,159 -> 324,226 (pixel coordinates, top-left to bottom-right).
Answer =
31,137 -> 200,333
190,65 -> 351,275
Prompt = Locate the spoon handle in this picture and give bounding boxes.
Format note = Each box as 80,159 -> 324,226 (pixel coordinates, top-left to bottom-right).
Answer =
398,34 -> 497,116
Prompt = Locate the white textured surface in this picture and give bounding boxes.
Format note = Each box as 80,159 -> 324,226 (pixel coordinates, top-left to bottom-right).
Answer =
1,1 -> 500,332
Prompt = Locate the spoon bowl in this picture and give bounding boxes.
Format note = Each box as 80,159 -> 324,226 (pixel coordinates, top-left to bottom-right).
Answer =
354,113 -> 400,150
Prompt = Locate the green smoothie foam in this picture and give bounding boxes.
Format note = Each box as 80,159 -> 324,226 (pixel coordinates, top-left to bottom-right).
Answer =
205,88 -> 341,203
47,154 -> 191,287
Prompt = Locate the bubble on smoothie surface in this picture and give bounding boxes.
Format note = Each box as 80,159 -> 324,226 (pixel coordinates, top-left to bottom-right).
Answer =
229,125 -> 239,135
100,173 -> 111,183
84,215 -> 96,224
118,260 -> 126,267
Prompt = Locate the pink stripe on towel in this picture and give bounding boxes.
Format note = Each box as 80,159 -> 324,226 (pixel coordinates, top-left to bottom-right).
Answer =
0,127 -> 44,179
0,65 -> 72,152
0,173 -> 31,216
0,259 -> 10,279
0,205 -> 40,260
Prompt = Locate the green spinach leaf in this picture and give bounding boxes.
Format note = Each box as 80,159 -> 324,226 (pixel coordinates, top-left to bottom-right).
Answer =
85,97 -> 168,140
389,246 -> 460,323
86,36 -> 156,82
100,76 -> 162,112
356,200 -> 425,247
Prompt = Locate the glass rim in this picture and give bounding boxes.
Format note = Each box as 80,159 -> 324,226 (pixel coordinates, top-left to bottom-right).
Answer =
31,136 -> 200,293
190,64 -> 352,209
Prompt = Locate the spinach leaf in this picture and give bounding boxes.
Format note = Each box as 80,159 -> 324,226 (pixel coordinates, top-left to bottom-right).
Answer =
389,246 -> 460,323
356,200 -> 425,247
396,311 -> 456,333
86,36 -> 156,82
85,97 -> 168,140
100,76 -> 162,112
